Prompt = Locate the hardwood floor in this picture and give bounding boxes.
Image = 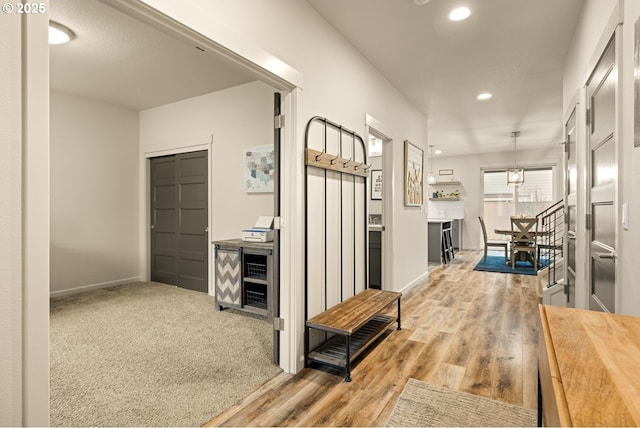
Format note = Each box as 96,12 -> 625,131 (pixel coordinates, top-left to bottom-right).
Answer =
206,250 -> 541,427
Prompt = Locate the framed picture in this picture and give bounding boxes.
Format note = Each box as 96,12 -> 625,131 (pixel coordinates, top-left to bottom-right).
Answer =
371,170 -> 382,200
404,140 -> 423,206
439,169 -> 454,176
244,145 -> 274,193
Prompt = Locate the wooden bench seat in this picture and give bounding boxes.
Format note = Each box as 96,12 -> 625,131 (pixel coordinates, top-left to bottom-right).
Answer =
305,289 -> 402,382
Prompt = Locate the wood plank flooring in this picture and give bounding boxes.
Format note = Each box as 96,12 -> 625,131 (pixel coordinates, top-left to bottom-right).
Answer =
206,250 -> 541,427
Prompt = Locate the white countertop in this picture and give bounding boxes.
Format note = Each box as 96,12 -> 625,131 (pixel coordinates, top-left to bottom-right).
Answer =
427,218 -> 456,223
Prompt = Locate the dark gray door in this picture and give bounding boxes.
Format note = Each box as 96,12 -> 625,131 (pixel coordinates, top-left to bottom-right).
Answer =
586,37 -> 616,312
151,151 -> 208,292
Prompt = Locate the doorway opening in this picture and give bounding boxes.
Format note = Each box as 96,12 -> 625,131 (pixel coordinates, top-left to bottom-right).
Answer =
49,1 -> 298,424
366,121 -> 393,290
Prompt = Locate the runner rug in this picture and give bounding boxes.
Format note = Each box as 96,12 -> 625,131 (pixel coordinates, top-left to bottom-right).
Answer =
386,378 -> 537,427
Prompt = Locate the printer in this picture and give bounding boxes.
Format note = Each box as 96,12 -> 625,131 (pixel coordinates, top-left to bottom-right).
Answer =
241,216 -> 275,242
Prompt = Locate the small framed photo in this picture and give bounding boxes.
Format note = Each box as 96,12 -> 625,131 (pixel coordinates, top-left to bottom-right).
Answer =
439,169 -> 453,176
371,170 -> 382,200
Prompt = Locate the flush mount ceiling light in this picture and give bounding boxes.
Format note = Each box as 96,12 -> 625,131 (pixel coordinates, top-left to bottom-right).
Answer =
49,21 -> 75,45
477,92 -> 493,100
413,0 -> 431,5
434,149 -> 443,155
449,6 -> 472,21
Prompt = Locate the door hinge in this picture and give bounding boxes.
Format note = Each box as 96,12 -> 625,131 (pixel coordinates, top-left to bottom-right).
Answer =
562,140 -> 568,153
273,317 -> 285,331
585,108 -> 590,126
273,216 -> 283,230
585,213 -> 592,230
274,115 -> 285,129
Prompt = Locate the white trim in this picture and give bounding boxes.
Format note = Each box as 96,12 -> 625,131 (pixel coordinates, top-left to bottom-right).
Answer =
105,0 -> 302,91
398,272 -> 429,295
365,114 -> 393,141
49,277 -> 144,298
365,114 -> 395,292
143,143 -> 210,159
22,10 -> 50,426
583,2 -> 622,87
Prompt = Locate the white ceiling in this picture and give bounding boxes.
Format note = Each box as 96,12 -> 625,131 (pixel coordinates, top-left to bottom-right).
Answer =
308,0 -> 584,156
49,0 -> 256,111
50,0 -> 584,156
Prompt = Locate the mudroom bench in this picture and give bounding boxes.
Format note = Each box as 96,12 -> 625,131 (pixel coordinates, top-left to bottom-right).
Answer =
305,289 -> 402,382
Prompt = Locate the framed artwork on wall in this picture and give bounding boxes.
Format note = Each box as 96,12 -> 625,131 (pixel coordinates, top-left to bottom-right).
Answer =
371,170 -> 382,200
244,145 -> 274,193
404,140 -> 423,206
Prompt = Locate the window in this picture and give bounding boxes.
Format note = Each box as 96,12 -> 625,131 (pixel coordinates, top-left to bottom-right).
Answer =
483,168 -> 553,240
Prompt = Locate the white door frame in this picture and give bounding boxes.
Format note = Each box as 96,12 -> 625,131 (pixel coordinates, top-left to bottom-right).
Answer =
114,0 -> 303,374
365,114 -> 395,291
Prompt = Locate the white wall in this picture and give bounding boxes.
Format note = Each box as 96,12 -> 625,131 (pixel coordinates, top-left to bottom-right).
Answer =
138,0 -> 429,372
619,0 -> 640,316
430,147 -> 563,250
562,0 -> 640,315
2,7 -> 50,425
140,0 -> 429,289
50,91 -> 141,294
139,81 -> 274,244
0,13 -> 24,426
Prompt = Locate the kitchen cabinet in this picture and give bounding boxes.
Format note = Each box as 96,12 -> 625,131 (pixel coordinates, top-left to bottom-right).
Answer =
369,230 -> 382,289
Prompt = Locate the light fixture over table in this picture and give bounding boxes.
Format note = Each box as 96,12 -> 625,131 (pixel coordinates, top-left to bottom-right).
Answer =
507,131 -> 524,185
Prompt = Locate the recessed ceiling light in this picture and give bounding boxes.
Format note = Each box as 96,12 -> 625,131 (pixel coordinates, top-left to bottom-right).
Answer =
449,6 -> 472,21
477,92 -> 493,100
434,150 -> 443,155
49,21 -> 75,45
413,0 -> 431,5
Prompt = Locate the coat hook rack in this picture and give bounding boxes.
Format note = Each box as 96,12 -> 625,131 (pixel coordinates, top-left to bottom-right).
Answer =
304,116 -> 369,178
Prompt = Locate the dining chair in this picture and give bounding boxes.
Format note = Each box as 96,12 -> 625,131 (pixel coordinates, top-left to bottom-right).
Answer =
510,216 -> 538,269
478,216 -> 509,263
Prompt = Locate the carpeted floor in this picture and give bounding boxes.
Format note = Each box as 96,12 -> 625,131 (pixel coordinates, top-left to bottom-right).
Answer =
473,254 -> 539,275
386,378 -> 537,427
50,282 -> 282,427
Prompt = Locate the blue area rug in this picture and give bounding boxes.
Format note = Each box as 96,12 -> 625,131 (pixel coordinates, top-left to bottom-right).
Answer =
473,255 -> 538,276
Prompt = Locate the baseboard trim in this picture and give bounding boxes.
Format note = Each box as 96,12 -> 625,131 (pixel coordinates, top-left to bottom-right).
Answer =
50,276 -> 144,298
398,271 -> 429,295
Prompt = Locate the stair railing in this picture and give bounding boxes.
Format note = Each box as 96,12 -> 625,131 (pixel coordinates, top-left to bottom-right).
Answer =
536,200 -> 564,288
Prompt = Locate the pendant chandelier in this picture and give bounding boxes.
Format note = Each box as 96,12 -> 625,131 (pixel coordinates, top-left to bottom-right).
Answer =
507,131 -> 524,185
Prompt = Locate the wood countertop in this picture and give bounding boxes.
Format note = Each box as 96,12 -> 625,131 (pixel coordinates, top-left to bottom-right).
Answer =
539,304 -> 640,426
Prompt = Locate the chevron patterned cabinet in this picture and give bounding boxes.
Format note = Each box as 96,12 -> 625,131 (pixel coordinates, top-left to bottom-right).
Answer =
213,239 -> 275,321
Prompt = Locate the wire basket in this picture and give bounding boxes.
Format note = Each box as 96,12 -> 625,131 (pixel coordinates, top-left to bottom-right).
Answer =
245,289 -> 267,308
246,262 -> 267,279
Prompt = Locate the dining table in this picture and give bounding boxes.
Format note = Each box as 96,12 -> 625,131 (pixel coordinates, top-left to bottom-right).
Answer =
493,226 -> 549,266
